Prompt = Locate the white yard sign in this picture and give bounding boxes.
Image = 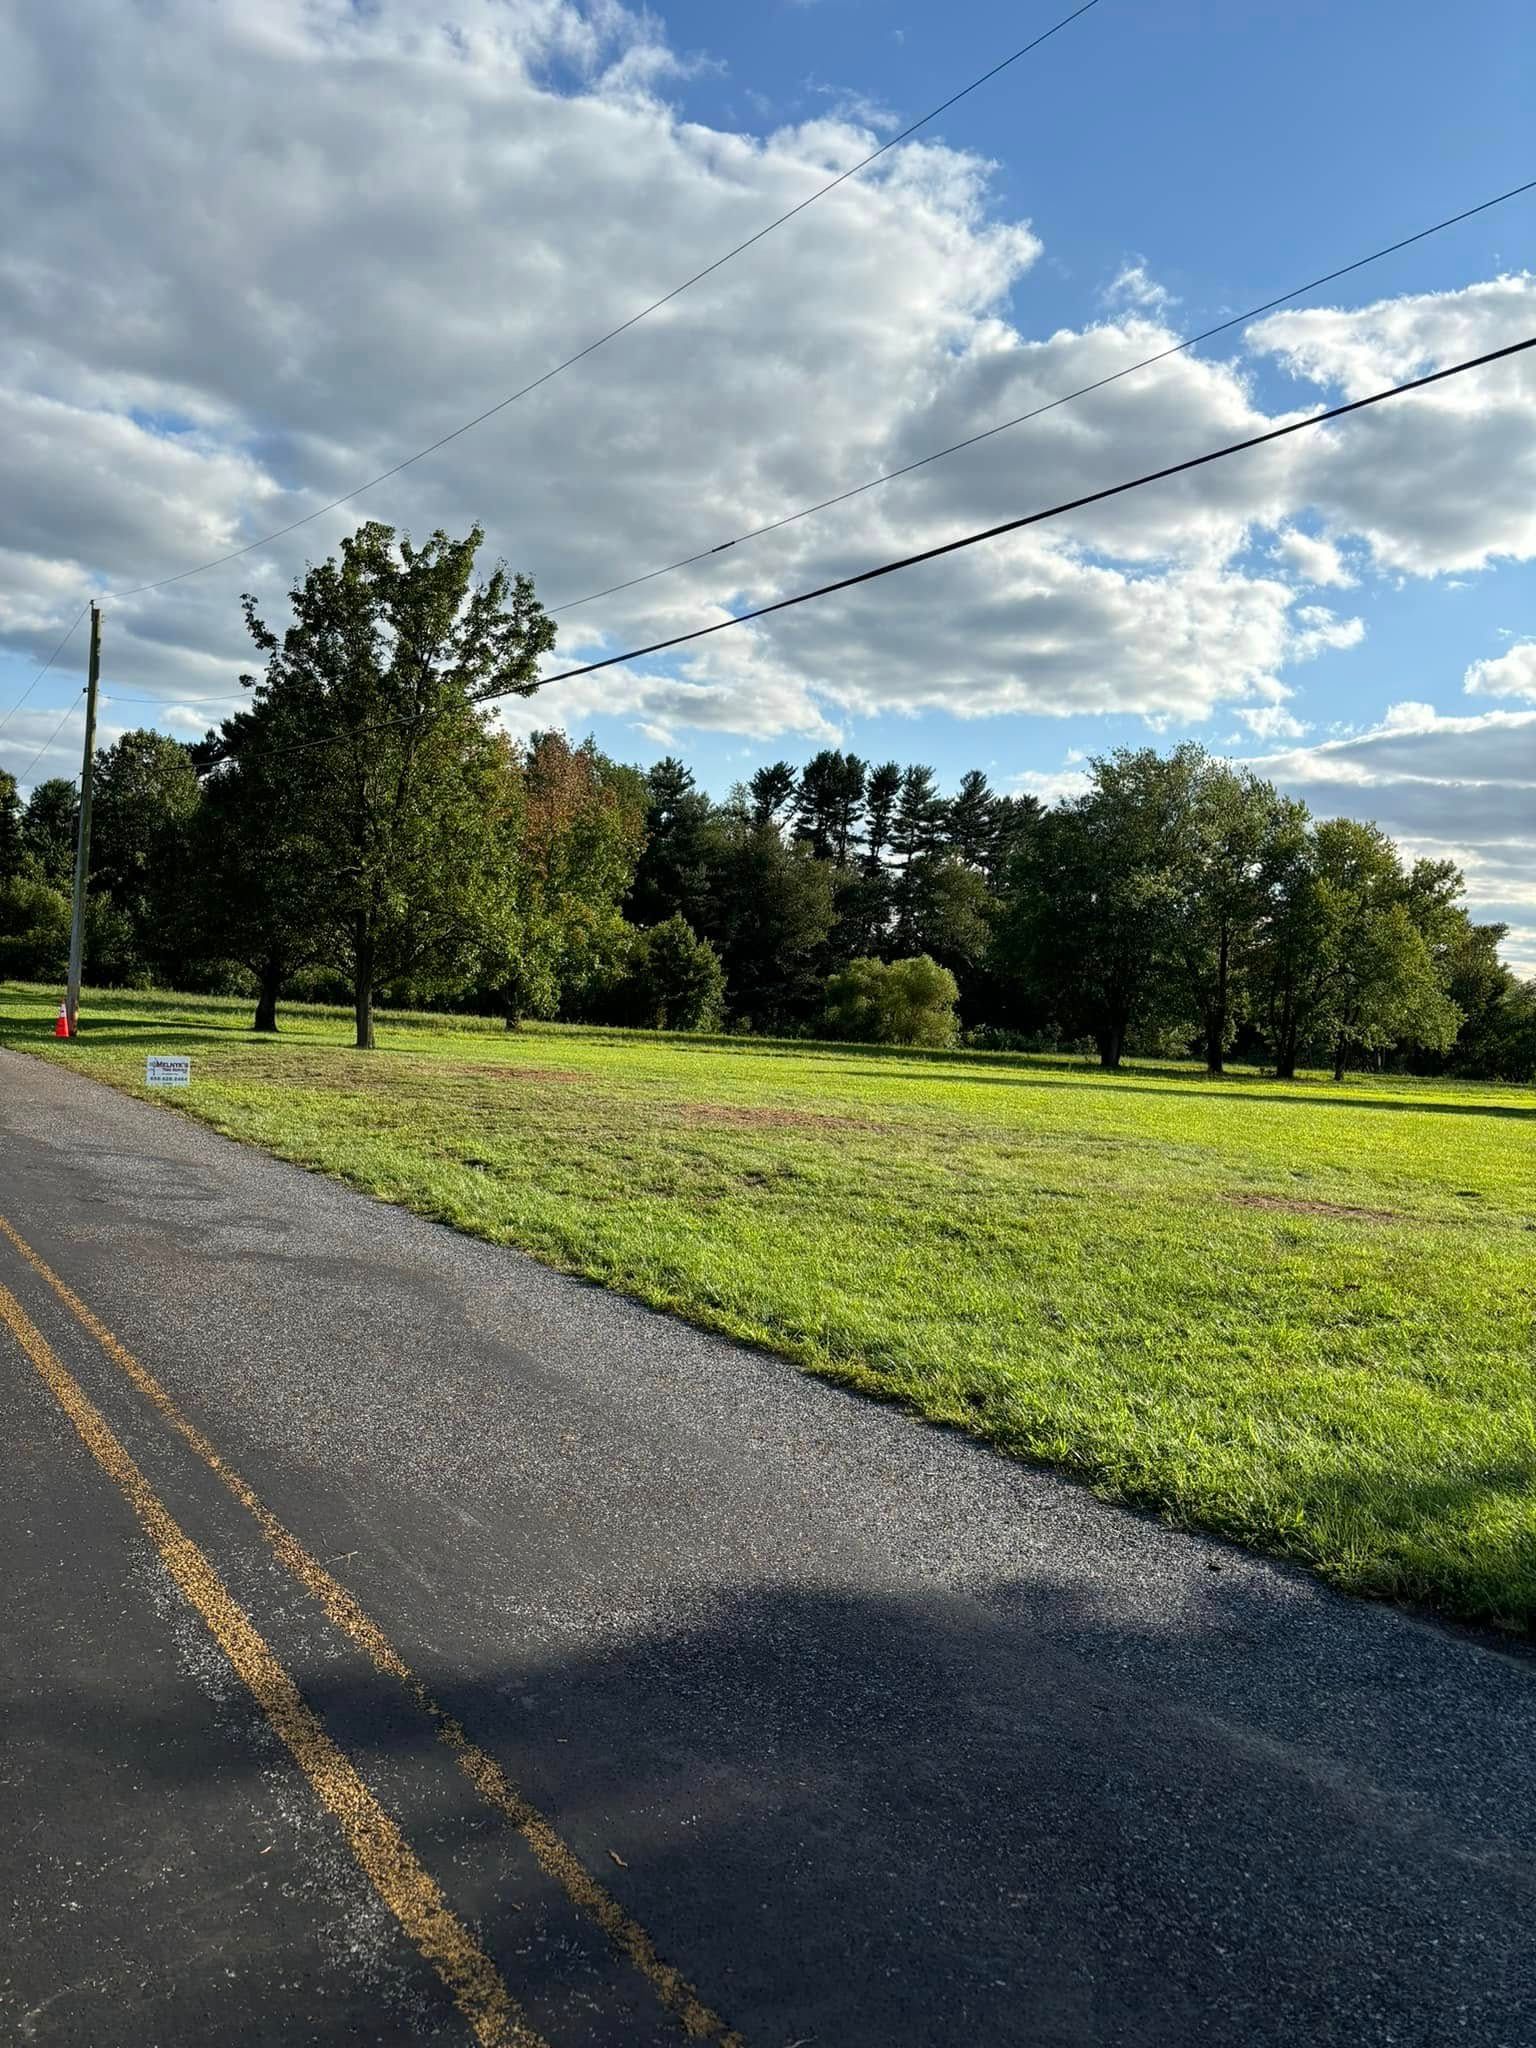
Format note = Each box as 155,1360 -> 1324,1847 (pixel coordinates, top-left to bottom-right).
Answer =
146,1056 -> 191,1087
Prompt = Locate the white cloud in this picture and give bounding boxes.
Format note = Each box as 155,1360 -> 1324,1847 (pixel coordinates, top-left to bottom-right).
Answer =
1103,261 -> 1176,316
1247,277 -> 1536,575
6,706 -> 136,790
1379,700 -> 1442,731
1234,703 -> 1309,740
806,82 -> 900,134
1465,641 -> 1536,701
1289,605 -> 1365,660
1274,528 -> 1356,588
1010,765 -> 1091,805
1246,703 -> 1536,963
0,0 -> 1533,818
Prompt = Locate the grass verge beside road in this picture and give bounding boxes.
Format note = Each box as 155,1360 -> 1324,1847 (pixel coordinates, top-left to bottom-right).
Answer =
4,982 -> 1532,1630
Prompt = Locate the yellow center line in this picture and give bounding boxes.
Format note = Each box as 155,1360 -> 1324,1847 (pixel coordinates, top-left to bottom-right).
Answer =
0,1277 -> 539,2048
0,1213 -> 745,2048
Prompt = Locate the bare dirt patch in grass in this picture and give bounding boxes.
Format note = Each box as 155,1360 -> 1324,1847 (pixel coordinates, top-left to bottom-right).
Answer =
8,984 -> 1531,1628
292,1059 -> 588,1092
1230,1191 -> 1402,1224
682,1102 -> 880,1135
415,1059 -> 586,1085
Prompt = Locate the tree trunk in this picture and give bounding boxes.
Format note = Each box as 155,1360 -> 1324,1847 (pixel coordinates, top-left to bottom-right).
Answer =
1274,1026 -> 1297,1081
1097,1023 -> 1123,1070
1333,1036 -> 1348,1083
1207,933 -> 1229,1075
1206,1012 -> 1225,1077
1272,991 -> 1298,1079
252,955 -> 283,1034
504,1007 -> 521,1032
354,926 -> 376,1051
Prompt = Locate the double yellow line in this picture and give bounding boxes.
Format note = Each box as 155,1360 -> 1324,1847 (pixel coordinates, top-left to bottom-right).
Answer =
0,1212 -> 742,2048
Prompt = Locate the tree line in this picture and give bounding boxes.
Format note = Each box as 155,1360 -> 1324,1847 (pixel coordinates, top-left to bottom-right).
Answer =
2,521 -> 1531,1079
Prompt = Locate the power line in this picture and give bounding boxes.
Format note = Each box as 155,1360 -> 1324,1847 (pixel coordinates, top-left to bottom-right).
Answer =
547,175 -> 1536,617
101,690 -> 248,708
0,603 -> 91,739
104,0 -> 1102,603
250,334 -> 1534,761
12,696 -> 83,786
14,173 -> 1522,763
520,335 -> 1536,691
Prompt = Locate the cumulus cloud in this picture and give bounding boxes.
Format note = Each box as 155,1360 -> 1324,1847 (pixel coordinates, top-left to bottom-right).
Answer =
1273,528 -> 1356,588
1465,641 -> 1536,701
1010,765 -> 1092,805
0,0 -> 1532,803
1247,703 -> 1536,961
1247,277 -> 1536,575
1234,703 -> 1309,740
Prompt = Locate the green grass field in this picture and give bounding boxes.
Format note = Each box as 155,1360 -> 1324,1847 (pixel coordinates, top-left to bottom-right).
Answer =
4,981 -> 1533,1629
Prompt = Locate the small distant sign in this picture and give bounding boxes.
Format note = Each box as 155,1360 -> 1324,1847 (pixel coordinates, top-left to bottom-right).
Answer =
146,1056 -> 191,1088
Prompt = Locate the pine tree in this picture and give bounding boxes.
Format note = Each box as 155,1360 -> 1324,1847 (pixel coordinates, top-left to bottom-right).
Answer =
947,770 -> 996,870
862,762 -> 902,872
891,765 -> 948,865
748,760 -> 798,829
793,750 -> 866,865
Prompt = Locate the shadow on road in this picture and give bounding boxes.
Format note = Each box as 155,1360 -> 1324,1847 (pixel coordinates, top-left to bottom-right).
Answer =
10,1572 -> 1534,2046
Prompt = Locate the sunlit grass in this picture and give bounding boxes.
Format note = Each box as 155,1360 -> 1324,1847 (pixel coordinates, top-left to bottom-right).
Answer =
5,981 -> 1533,1629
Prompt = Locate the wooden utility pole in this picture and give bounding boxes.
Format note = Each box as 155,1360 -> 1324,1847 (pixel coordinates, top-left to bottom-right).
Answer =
64,604 -> 102,1034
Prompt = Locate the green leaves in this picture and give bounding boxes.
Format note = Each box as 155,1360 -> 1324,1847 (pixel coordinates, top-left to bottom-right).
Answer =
226,523 -> 558,1044
822,954 -> 960,1047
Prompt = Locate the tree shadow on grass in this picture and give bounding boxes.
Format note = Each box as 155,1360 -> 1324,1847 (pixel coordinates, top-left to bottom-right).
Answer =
932,1072 -> 1536,1120
5,993 -> 1529,1120
1301,1459 -> 1536,1625
9,1571 -> 1535,2047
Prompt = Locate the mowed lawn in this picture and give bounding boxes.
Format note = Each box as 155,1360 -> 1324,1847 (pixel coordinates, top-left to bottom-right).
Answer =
4,982 -> 1533,1629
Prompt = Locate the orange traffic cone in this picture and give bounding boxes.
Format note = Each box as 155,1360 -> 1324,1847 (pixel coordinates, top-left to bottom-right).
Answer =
54,1001 -> 71,1039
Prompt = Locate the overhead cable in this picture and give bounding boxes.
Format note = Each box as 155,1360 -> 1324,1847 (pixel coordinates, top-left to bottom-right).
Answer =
251,334 -> 1535,762
546,176 -> 1536,616
104,1 -> 1102,601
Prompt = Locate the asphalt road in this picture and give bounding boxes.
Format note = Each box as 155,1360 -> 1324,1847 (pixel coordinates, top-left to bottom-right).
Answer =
2,1048 -> 1534,2048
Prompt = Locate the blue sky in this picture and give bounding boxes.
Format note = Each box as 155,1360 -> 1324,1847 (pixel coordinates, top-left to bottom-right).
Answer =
1,0 -> 1532,956
587,0 -> 1534,793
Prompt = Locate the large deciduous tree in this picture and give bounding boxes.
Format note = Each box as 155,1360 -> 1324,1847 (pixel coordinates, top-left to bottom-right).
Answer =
486,730 -> 648,1026
995,748 -> 1193,1068
1258,818 -> 1464,1079
21,779 -> 78,891
89,729 -> 203,983
194,696 -> 334,1031
238,521 -> 554,1048
1308,820 -> 1462,1079
0,770 -> 22,880
1174,755 -> 1309,1074
0,877 -> 71,979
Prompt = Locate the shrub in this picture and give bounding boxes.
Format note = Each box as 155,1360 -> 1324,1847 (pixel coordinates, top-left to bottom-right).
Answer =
609,915 -> 725,1031
966,1023 -> 1061,1054
821,954 -> 959,1047
0,877 -> 70,981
